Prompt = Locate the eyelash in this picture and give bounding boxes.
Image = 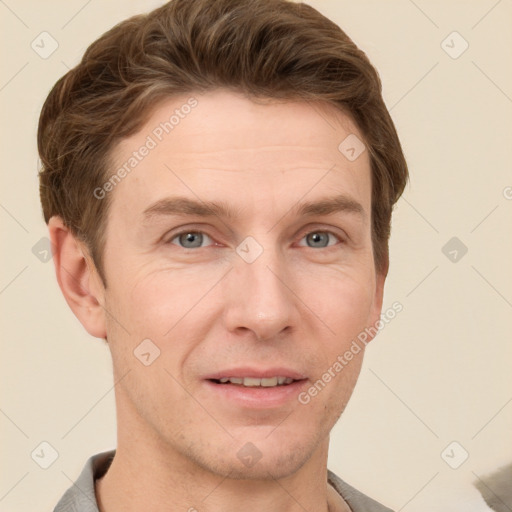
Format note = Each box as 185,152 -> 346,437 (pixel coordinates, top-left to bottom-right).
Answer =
166,228 -> 344,249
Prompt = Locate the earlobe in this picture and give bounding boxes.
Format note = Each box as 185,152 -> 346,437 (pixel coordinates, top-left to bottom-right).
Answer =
48,216 -> 107,339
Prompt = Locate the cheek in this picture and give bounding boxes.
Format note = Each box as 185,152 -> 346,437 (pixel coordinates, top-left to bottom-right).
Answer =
104,265 -> 227,380
116,264 -> 223,333
298,265 -> 375,340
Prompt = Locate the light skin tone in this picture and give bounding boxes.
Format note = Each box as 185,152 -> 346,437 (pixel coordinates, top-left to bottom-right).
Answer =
49,89 -> 385,512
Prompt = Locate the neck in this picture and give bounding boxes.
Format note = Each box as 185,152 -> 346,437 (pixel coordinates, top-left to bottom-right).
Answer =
95,427 -> 349,512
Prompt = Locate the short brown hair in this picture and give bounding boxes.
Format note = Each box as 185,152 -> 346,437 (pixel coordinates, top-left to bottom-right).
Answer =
38,0 -> 408,284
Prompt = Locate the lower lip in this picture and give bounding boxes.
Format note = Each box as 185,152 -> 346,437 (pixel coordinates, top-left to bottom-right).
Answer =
203,379 -> 308,408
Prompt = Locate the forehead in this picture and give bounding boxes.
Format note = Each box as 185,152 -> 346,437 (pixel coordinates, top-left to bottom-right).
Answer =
107,89 -> 371,221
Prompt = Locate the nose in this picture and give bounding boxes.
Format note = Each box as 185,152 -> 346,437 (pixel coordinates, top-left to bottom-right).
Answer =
222,243 -> 298,341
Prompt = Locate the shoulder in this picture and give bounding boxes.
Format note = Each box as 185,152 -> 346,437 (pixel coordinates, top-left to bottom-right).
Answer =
53,450 -> 115,512
328,470 -> 395,512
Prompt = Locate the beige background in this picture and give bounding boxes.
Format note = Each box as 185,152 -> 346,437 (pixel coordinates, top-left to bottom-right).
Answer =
1,1 -> 511,511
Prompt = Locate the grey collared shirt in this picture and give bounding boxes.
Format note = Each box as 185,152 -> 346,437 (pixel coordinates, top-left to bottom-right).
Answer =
53,450 -> 394,512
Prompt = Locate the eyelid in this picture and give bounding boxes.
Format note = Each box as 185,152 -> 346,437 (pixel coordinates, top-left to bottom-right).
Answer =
162,223 -> 218,244
167,229 -> 217,247
294,224 -> 348,245
296,231 -> 343,248
162,223 -> 348,247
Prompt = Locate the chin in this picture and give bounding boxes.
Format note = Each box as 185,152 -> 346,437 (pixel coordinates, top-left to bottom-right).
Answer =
186,429 -> 325,482
213,450 -> 311,481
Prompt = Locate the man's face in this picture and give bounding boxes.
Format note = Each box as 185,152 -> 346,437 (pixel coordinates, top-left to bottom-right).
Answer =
98,89 -> 384,479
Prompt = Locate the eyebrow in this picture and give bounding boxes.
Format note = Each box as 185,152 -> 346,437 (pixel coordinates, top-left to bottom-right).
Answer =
141,194 -> 366,223
295,195 -> 365,219
142,197 -> 240,222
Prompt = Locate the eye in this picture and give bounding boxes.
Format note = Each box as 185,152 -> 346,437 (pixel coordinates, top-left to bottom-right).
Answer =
169,231 -> 214,249
298,231 -> 341,248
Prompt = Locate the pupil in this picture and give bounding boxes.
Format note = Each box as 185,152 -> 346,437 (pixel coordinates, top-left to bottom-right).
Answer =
180,232 -> 202,248
308,232 -> 328,247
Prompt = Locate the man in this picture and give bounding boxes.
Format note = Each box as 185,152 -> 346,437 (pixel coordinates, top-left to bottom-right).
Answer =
39,0 -> 408,510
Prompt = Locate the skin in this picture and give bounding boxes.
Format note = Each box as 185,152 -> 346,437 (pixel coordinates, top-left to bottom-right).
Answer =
49,89 -> 385,512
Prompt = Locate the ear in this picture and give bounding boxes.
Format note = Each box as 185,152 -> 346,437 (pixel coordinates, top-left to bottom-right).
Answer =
366,269 -> 386,343
48,216 -> 107,339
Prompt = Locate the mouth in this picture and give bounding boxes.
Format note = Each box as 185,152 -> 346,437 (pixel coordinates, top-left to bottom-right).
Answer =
203,368 -> 308,408
208,376 -> 297,387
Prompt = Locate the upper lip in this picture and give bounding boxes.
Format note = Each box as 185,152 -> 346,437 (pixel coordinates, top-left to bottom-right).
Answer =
204,367 -> 307,380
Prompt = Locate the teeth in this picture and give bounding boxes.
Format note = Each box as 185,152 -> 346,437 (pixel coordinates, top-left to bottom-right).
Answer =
261,377 -> 278,387
216,376 -> 295,387
243,377 -> 262,387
